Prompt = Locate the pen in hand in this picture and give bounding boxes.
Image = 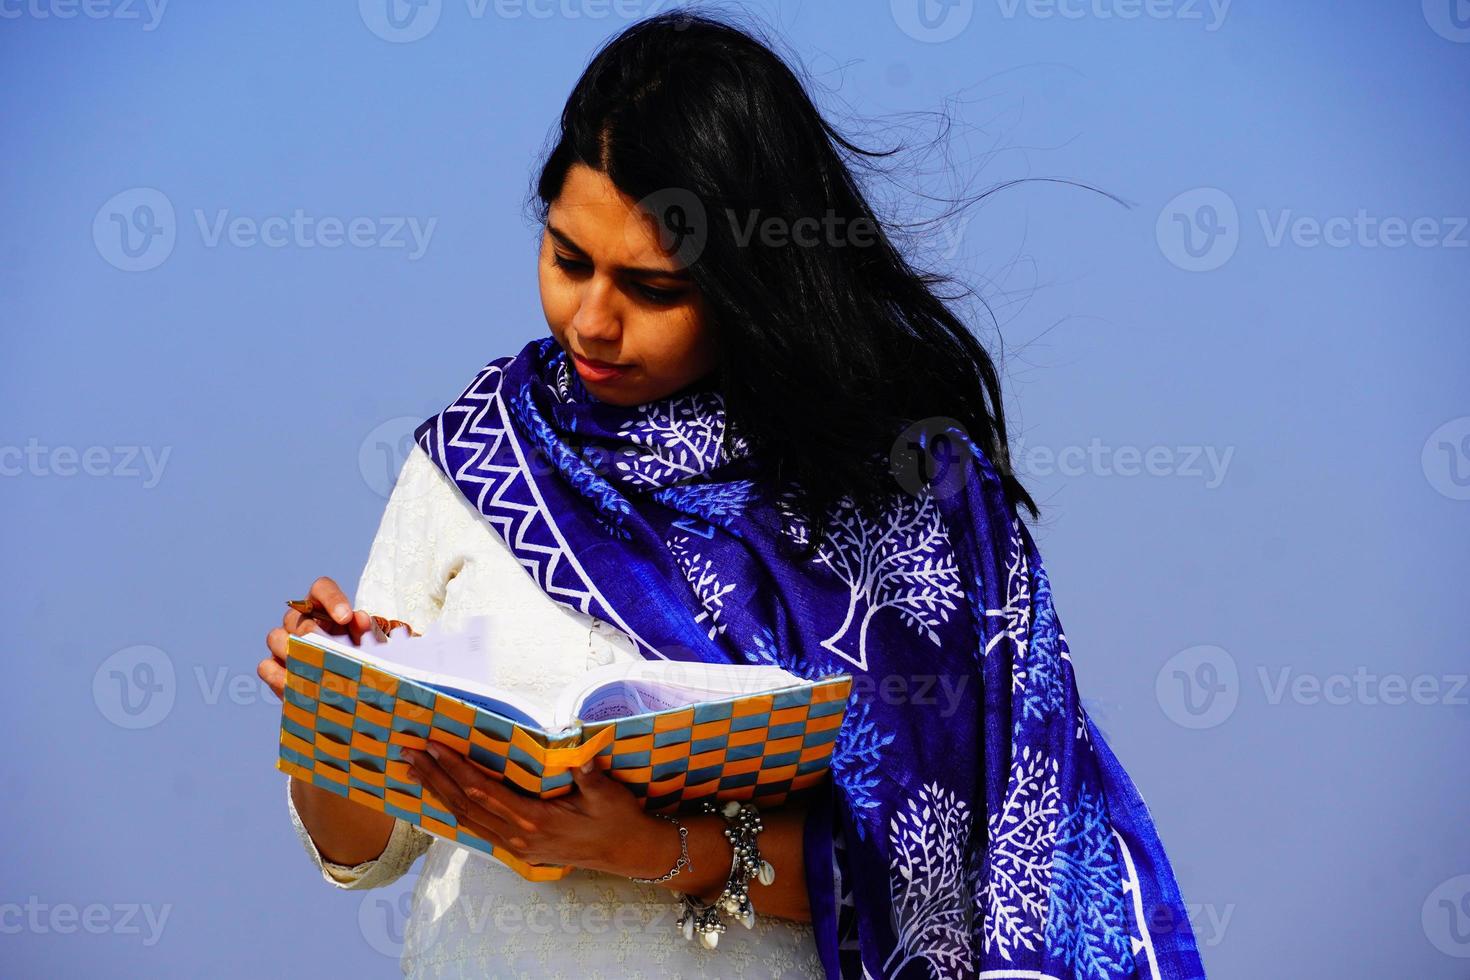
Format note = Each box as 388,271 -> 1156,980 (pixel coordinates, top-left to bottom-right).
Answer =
286,598 -> 421,642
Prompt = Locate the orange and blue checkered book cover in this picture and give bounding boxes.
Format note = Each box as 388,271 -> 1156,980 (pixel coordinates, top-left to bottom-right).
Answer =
276,631 -> 852,881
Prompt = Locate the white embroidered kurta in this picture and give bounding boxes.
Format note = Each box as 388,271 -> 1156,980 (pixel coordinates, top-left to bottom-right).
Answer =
286,444 -> 824,978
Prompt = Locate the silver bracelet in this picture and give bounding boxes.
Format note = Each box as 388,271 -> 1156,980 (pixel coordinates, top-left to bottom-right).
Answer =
675,800 -> 774,949
628,812 -> 692,884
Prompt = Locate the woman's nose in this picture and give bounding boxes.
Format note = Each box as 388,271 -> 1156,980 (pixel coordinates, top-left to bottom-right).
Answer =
571,279 -> 622,342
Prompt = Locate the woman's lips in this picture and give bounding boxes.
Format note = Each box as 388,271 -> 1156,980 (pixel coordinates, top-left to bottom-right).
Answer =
573,353 -> 630,382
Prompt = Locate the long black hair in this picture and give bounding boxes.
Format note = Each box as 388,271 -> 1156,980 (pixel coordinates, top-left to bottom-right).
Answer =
531,8 -> 1038,560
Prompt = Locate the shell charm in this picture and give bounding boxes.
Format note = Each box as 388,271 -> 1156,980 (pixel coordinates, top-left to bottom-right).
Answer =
673,800 -> 769,950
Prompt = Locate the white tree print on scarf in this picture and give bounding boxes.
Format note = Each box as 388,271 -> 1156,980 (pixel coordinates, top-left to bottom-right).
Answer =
883,780 -> 974,978
613,392 -> 737,487
667,532 -> 737,639
978,746 -> 1062,960
777,487 -> 963,671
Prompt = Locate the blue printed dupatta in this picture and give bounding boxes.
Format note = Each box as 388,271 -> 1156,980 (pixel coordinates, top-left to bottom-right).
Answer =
412,336 -> 1205,980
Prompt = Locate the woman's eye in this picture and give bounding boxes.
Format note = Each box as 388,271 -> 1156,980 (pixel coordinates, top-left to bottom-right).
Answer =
635,284 -> 685,304
552,253 -> 588,273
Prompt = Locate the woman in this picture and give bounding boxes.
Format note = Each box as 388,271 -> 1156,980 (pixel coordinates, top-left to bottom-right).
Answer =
259,12 -> 1205,979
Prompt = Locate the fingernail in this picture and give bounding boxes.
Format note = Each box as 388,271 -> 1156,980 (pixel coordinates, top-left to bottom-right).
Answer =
426,743 -> 441,759
579,760 -> 593,774
333,603 -> 351,622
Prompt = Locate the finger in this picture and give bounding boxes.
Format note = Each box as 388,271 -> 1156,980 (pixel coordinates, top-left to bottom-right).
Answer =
284,606 -> 350,637
456,813 -> 526,855
288,614 -> 324,638
266,627 -> 290,661
569,758 -> 617,802
308,577 -> 354,625
422,744 -> 540,834
346,610 -> 372,645
404,748 -> 523,839
257,658 -> 286,699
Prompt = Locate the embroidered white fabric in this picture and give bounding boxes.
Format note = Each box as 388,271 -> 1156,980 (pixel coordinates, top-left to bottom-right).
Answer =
285,444 -> 824,978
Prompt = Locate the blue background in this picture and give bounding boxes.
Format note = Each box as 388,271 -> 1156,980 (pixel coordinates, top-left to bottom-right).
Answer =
2,1 -> 1466,976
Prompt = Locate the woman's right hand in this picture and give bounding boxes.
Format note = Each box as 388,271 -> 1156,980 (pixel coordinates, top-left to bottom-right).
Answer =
257,576 -> 373,699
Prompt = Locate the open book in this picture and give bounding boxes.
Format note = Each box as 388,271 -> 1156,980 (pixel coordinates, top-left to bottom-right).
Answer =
276,617 -> 851,881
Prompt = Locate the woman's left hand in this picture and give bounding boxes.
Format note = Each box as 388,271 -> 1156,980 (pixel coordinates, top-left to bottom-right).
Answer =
401,743 -> 668,878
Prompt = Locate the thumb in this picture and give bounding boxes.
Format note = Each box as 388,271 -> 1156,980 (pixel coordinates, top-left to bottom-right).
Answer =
570,758 -> 609,793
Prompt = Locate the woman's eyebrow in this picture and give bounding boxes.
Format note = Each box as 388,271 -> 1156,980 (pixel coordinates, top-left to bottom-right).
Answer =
547,224 -> 692,280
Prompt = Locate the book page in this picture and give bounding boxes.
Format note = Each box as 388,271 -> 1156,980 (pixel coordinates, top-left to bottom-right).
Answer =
300,617 -> 558,729
556,659 -> 816,727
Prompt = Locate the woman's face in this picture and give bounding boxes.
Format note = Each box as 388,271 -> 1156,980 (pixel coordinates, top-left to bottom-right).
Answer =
539,163 -> 719,406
